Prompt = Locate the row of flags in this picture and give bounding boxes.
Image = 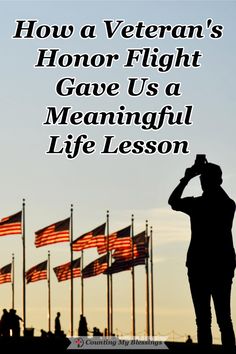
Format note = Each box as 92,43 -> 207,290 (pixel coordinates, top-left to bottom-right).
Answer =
1,212 -> 134,253
0,248 -> 147,286
0,207 -> 154,337
0,210 -> 149,284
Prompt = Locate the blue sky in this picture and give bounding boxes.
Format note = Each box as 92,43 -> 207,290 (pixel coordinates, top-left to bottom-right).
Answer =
0,0 -> 236,341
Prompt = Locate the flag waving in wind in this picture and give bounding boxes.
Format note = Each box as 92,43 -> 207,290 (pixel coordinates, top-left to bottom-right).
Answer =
97,225 -> 131,254
0,211 -> 22,237
104,257 -> 146,275
72,223 -> 106,252
26,260 -> 47,284
53,258 -> 81,282
103,259 -> 132,275
82,255 -> 108,278
0,263 -> 12,284
112,231 -> 147,261
35,217 -> 70,247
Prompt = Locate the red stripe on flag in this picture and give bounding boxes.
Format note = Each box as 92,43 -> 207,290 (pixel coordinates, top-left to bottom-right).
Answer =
103,260 -> 131,275
72,234 -> 93,252
26,271 -> 47,283
0,274 -> 11,284
53,258 -> 81,282
35,218 -> 70,247
112,231 -> 147,261
97,226 -> 131,254
97,234 -> 116,254
104,255 -> 146,275
0,263 -> 12,285
26,261 -> 47,284
73,223 -> 106,252
82,255 -> 108,278
0,211 -> 22,237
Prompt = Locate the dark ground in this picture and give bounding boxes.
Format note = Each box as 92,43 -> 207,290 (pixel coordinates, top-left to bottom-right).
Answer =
0,338 -> 235,354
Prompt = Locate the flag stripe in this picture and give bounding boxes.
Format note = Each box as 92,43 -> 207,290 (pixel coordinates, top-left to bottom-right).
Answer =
0,274 -> 11,284
35,218 -> 70,247
82,255 -> 108,278
53,258 -> 81,282
26,271 -> 47,283
0,211 -> 22,237
73,223 -> 106,252
112,244 -> 145,260
0,263 -> 12,285
104,255 -> 146,275
113,231 -> 148,260
26,260 -> 47,284
97,226 -> 131,254
103,260 -> 131,274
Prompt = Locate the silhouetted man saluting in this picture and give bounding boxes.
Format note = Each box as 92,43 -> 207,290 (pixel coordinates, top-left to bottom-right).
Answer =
168,156 -> 236,351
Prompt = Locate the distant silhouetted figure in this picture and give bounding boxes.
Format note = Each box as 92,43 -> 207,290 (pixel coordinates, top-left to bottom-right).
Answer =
54,312 -> 61,336
93,327 -> 102,336
9,309 -> 23,336
78,314 -> 88,336
47,330 -> 54,338
0,309 -> 10,336
40,329 -> 48,338
168,157 -> 236,351
186,335 -> 193,344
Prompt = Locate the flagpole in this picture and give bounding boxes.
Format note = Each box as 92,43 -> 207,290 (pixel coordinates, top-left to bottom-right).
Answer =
22,198 -> 26,333
81,250 -> 84,315
106,210 -> 110,336
110,266 -> 113,336
48,250 -> 51,332
12,253 -> 15,309
150,226 -> 155,336
145,220 -> 150,337
70,204 -> 74,336
110,215 -> 114,336
131,214 -> 136,337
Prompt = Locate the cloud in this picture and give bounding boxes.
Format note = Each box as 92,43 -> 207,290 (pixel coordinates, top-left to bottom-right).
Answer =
123,207 -> 191,246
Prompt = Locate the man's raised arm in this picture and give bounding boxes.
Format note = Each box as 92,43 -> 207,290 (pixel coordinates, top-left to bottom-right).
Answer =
168,168 -> 196,209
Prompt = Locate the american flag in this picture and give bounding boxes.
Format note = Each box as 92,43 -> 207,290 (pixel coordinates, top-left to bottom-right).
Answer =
0,263 -> 12,284
35,217 -> 70,247
82,255 -> 108,278
131,255 -> 146,266
104,256 -> 146,275
103,259 -> 131,275
53,258 -> 81,282
26,260 -> 47,284
112,231 -> 146,261
0,211 -> 22,237
97,225 -> 131,254
72,223 -> 106,252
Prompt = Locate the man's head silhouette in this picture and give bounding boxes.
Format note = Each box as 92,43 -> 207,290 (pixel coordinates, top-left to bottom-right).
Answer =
200,163 -> 223,191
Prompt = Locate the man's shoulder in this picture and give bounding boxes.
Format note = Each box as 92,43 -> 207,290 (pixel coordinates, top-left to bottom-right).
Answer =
219,188 -> 235,208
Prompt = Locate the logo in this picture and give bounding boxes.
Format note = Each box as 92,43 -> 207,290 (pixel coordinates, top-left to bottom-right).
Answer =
67,336 -> 168,350
75,337 -> 84,348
